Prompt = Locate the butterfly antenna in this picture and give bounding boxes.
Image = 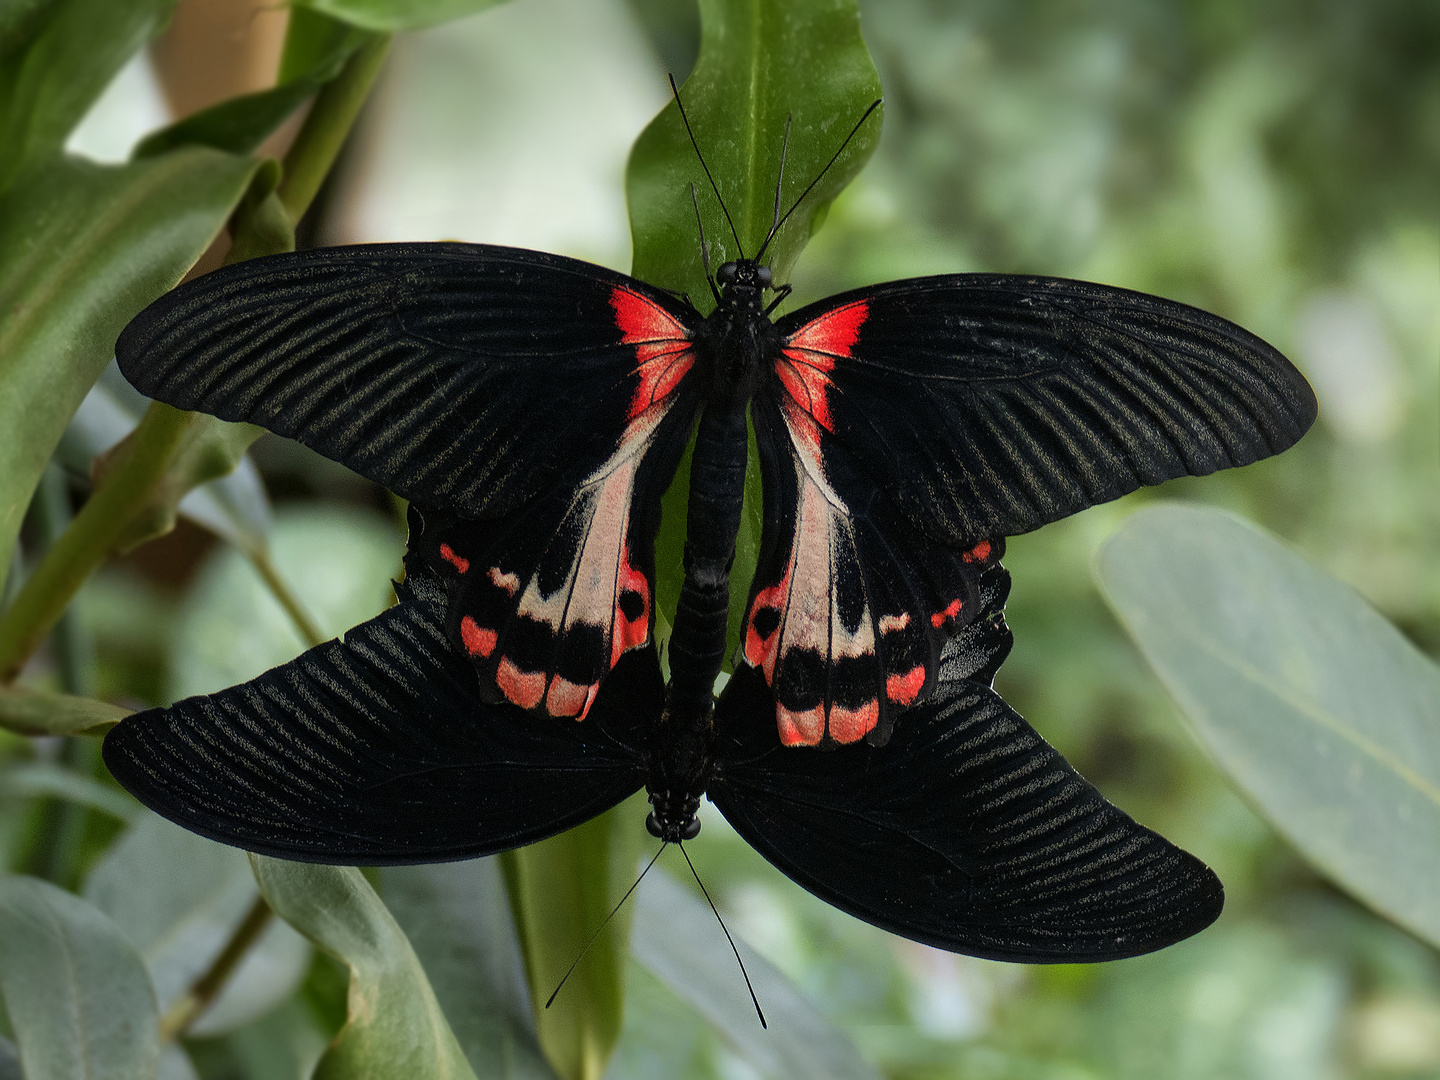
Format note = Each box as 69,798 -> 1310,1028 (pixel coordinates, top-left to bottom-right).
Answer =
679,841 -> 767,1029
770,114 -> 793,239
546,842 -> 668,1011
755,98 -> 882,265
691,184 -> 722,306
669,73 -> 745,258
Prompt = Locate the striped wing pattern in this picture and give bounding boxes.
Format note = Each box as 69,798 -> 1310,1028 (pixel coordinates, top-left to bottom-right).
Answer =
712,563 -> 1223,961
773,274 -> 1318,547
101,569 -> 654,865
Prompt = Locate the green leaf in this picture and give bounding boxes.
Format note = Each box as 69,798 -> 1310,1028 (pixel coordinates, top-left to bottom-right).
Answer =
0,148 -> 260,582
249,856 -> 478,1080
134,16 -> 374,159
0,0 -> 174,189
85,814 -> 311,1037
0,761 -> 138,820
632,870 -> 882,1080
1095,503 -> 1440,949
380,861 -> 558,1078
499,800 -> 644,1080
626,0 -> 882,309
294,0 -> 512,33
0,874 -> 160,1080
0,686 -> 128,735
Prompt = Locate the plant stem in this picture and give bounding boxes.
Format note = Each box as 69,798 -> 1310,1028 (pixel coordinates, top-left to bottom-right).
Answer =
249,548 -> 328,649
158,895 -> 275,1042
278,34 -> 391,225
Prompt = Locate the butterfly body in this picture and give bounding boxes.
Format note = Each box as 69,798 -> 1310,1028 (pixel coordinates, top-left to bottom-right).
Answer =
101,226 -> 1316,960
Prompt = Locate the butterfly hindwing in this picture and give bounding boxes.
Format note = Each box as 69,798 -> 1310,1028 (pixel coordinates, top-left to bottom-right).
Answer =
711,565 -> 1224,962
742,384 -> 1004,747
101,566 -> 659,864
769,274 -> 1318,548
116,243 -> 702,520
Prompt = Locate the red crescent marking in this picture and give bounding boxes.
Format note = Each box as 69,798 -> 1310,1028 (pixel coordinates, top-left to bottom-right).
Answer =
777,704 -> 825,746
496,658 -> 545,710
886,664 -> 926,705
963,539 -> 992,563
611,551 -> 651,666
610,288 -> 695,420
827,700 -> 879,744
459,616 -> 496,658
931,598 -> 963,628
786,301 -> 868,356
439,544 -> 470,574
777,302 -> 867,435
546,677 -> 599,720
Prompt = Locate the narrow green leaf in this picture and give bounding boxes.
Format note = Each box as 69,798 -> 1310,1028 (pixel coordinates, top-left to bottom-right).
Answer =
0,761 -> 138,820
1095,503 -> 1440,948
381,861 -> 558,1078
293,0 -> 511,33
633,870 -> 882,1080
0,686 -> 128,735
0,0 -> 174,189
500,800 -> 644,1080
626,0 -> 882,308
85,814 -> 311,1037
249,857 -> 478,1080
0,148 -> 260,581
0,875 -> 160,1080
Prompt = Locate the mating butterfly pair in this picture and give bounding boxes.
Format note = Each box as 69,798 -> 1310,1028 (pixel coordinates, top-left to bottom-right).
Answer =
101,109 -> 1314,959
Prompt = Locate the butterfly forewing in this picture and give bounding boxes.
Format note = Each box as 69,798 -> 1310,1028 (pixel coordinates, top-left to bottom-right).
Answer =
119,245 -> 702,722
770,273 -> 1318,548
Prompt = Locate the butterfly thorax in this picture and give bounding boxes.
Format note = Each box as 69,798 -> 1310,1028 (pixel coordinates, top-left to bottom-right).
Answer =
692,259 -> 781,408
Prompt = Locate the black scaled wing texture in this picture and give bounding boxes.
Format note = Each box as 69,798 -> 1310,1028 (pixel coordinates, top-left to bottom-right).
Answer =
773,274 -> 1317,548
101,568 -> 655,865
709,563 -> 1224,962
116,243 -> 701,519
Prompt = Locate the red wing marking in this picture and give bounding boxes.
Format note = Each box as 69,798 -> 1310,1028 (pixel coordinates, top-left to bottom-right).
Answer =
459,617 -> 497,659
776,302 -> 869,435
878,612 -> 910,634
611,288 -> 695,420
496,658 -> 545,710
886,665 -> 925,706
439,544 -> 470,574
931,598 -> 963,628
778,706 -> 825,747
963,539 -> 992,563
478,401 -> 674,723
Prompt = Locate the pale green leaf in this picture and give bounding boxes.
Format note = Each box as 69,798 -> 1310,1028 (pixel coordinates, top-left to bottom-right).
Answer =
1095,502 -> 1440,948
85,813 -> 311,1037
0,686 -> 128,735
0,875 -> 160,1080
250,857 -> 478,1080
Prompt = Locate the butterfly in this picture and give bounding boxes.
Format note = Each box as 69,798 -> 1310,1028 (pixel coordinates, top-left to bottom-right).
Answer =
100,99 -> 1316,962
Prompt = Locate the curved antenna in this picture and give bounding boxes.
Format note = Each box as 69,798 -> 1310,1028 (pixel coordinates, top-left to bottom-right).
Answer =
669,74 -> 745,259
755,98 -> 883,265
546,842 -> 668,1011
680,842 -> 766,1029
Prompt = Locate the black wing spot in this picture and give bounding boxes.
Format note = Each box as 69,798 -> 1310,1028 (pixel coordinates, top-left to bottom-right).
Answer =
753,607 -> 781,641
619,589 -> 646,623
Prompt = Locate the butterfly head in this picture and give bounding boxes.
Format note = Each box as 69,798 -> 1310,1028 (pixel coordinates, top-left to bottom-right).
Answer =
714,259 -> 773,312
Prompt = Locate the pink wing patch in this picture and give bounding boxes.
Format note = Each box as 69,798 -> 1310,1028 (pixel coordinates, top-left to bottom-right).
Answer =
453,287 -> 693,721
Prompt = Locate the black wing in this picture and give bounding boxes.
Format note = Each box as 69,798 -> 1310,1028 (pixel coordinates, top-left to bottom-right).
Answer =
117,242 -> 702,519
118,243 -> 702,719
101,567 -> 657,865
770,275 -> 1316,547
710,563 -> 1223,962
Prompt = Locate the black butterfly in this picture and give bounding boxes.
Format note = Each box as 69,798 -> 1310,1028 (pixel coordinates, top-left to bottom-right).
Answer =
101,106 -> 1315,963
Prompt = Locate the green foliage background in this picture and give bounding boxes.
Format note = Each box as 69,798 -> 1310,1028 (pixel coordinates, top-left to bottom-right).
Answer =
0,0 -> 1435,1077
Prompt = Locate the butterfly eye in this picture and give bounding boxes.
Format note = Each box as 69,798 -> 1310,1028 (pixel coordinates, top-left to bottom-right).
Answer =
717,262 -> 738,284
756,266 -> 772,288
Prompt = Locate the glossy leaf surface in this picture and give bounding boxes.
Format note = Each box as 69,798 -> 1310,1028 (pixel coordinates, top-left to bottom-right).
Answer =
1097,503 -> 1440,948
294,0 -> 511,32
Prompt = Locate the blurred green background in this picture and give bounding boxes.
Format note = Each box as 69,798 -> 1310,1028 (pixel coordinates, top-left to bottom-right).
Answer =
14,0 -> 1438,1076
